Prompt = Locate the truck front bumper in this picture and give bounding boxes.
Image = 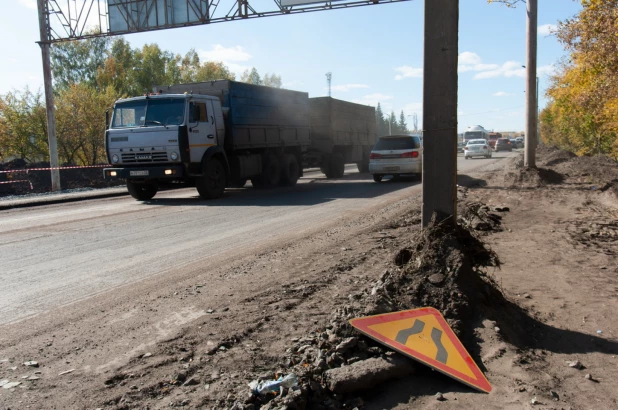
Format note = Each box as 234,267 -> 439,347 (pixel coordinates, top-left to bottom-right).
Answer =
103,165 -> 185,180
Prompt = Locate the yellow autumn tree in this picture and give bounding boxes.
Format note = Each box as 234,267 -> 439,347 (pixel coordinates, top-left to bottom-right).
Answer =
541,0 -> 618,158
55,84 -> 117,165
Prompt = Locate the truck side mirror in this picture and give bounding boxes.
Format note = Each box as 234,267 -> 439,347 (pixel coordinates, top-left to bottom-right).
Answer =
105,109 -> 110,130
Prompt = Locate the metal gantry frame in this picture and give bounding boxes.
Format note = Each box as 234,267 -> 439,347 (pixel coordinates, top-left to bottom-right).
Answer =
41,0 -> 412,42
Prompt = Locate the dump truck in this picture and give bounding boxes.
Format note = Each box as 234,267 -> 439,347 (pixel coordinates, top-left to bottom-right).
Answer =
103,80 -> 376,200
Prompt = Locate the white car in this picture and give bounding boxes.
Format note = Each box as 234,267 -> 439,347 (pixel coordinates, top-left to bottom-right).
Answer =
464,139 -> 492,159
369,135 -> 423,182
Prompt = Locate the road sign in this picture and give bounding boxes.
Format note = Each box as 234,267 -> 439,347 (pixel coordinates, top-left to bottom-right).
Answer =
349,307 -> 491,393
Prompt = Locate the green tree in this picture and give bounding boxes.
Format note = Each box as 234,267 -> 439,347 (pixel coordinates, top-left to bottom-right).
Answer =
51,35 -> 111,90
398,110 -> 408,134
0,89 -> 48,162
263,73 -> 282,88
241,67 -> 263,85
195,61 -> 235,82
55,84 -> 117,165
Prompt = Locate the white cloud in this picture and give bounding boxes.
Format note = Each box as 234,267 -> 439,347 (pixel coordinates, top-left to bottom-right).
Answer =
19,0 -> 37,9
353,93 -> 393,108
474,61 -> 526,79
459,51 -> 482,66
330,84 -> 369,92
198,45 -> 252,75
493,91 -> 511,97
458,52 -> 499,73
538,64 -> 557,76
394,66 -> 423,80
538,24 -> 557,36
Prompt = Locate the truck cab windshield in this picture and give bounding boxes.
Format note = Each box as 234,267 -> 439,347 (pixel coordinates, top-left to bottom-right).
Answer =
112,98 -> 186,128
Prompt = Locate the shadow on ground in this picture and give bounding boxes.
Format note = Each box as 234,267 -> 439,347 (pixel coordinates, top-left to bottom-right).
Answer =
142,177 -> 421,207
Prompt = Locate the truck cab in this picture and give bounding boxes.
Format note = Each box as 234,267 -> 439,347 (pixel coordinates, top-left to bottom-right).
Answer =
104,93 -> 229,200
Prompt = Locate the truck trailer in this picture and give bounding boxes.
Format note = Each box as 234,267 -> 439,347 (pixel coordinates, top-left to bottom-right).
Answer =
104,80 -> 376,200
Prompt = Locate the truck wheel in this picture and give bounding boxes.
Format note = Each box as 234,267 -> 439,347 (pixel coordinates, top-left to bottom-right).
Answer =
127,181 -> 158,201
356,161 -> 369,173
281,154 -> 300,186
324,154 -> 345,178
254,152 -> 281,189
320,161 -> 332,178
196,157 -> 226,199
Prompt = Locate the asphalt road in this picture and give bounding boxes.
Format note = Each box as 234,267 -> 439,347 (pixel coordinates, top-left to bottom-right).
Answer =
0,152 -> 516,325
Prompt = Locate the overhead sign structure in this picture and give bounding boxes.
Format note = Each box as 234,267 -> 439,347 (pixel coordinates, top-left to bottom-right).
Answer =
349,307 -> 492,393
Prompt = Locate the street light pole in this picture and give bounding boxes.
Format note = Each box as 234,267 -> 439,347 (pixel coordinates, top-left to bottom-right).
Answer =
524,0 -> 538,168
422,0 -> 459,227
37,0 -> 61,192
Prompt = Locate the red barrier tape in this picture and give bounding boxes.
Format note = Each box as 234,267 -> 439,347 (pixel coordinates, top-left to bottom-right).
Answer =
0,164 -> 109,174
0,180 -> 33,189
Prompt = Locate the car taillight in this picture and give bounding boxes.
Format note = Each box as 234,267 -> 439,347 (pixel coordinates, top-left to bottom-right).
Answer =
401,151 -> 419,158
369,152 -> 382,159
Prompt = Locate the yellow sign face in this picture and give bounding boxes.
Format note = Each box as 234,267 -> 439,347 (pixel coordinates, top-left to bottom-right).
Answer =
349,307 -> 491,393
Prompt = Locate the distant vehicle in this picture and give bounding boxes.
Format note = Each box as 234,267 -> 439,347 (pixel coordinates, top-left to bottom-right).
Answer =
369,135 -> 423,182
495,138 -> 513,152
509,138 -> 523,149
457,142 -> 465,153
463,125 -> 490,144
464,139 -> 492,159
488,132 -> 502,148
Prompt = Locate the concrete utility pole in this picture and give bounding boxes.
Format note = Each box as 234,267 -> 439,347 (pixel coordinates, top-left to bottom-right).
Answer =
422,0 -> 459,227
37,0 -> 61,192
524,0 -> 538,168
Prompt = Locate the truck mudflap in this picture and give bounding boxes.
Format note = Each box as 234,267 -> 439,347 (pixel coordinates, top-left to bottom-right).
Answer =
103,165 -> 185,180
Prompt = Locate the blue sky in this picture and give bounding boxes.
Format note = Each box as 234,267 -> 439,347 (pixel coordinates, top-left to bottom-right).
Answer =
1,0 -> 582,133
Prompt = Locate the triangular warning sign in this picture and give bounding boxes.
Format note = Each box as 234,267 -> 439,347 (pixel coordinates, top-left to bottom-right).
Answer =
349,307 -> 491,393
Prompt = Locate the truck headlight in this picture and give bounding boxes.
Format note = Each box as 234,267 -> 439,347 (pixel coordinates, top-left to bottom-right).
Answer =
170,151 -> 179,161
112,154 -> 119,164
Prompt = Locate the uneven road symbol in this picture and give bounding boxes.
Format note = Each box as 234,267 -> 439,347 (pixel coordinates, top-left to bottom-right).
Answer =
349,307 -> 492,393
394,320 -> 448,364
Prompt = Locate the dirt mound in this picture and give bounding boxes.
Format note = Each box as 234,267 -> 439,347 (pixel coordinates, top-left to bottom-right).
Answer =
552,155 -> 618,185
234,206 -> 514,410
538,145 -> 577,167
501,153 -> 564,187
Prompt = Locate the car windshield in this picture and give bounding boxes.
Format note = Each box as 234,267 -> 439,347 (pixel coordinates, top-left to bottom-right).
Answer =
373,136 -> 421,150
467,140 -> 486,145
112,98 -> 186,128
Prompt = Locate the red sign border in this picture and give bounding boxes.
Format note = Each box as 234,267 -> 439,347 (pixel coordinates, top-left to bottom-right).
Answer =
349,307 -> 492,393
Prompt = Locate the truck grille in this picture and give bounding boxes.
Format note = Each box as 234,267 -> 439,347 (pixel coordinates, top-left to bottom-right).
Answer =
122,151 -> 168,163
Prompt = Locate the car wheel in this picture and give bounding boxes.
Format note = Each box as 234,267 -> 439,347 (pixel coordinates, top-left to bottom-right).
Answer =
465,156 -> 469,160
373,174 -> 383,183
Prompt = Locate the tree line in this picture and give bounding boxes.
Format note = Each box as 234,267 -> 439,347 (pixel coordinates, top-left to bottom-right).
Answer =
540,0 -> 618,159
0,37 -> 282,165
376,103 -> 413,136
